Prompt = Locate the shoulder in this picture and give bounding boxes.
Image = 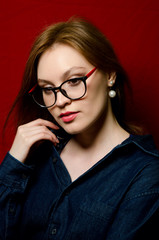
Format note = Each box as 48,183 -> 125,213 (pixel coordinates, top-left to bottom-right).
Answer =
108,135 -> 159,195
119,135 -> 159,199
130,134 -> 159,157
128,134 -> 159,171
115,134 -> 159,166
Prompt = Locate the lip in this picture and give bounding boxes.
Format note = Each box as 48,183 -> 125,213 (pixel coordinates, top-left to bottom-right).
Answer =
59,111 -> 79,123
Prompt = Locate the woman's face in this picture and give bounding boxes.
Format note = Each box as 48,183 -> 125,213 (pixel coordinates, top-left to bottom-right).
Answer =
37,43 -> 111,135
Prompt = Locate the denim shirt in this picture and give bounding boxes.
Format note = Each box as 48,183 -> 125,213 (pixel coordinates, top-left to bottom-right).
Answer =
1,134 -> 159,240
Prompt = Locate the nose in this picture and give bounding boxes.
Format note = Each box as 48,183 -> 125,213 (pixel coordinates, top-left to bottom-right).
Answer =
55,90 -> 71,107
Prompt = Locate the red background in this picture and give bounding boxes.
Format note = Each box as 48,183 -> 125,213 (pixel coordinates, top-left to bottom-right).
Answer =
0,0 -> 159,162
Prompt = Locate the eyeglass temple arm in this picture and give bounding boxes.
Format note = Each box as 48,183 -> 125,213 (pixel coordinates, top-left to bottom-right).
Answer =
28,67 -> 97,93
86,67 -> 97,78
28,84 -> 38,94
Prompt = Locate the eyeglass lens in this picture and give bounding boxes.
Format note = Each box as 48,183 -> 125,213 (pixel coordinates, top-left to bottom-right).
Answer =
32,78 -> 86,108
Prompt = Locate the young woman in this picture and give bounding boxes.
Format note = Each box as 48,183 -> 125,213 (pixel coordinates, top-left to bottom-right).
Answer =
1,18 -> 159,240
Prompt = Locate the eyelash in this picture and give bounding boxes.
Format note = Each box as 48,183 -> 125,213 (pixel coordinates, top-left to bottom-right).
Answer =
39,73 -> 85,88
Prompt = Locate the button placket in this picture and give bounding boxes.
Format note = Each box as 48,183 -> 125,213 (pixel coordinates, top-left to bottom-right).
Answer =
8,201 -> 16,216
52,157 -> 57,163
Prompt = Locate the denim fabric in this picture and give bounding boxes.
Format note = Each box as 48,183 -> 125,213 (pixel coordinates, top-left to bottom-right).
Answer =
1,135 -> 159,240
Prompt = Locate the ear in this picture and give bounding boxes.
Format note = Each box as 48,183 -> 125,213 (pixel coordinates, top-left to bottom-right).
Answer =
107,72 -> 116,87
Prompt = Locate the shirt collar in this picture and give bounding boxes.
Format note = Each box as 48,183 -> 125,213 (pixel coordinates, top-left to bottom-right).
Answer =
55,134 -> 159,158
123,134 -> 159,157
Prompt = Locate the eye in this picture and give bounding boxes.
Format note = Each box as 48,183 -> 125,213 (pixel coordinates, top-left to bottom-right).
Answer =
67,78 -> 82,86
42,87 -> 53,95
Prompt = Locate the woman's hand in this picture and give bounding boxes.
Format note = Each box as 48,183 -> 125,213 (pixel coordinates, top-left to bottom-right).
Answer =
9,119 -> 60,163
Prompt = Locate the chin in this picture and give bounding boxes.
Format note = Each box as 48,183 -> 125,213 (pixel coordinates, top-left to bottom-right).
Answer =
62,124 -> 84,135
64,128 -> 81,135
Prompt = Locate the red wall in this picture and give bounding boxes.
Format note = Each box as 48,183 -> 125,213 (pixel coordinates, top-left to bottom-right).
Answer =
0,0 -> 159,162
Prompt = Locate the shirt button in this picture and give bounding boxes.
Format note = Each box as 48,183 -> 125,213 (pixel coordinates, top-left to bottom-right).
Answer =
52,228 -> 57,235
9,207 -> 15,214
52,157 -> 57,163
22,173 -> 27,179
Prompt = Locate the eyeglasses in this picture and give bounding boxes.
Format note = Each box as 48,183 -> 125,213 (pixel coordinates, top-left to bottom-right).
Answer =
28,67 -> 97,108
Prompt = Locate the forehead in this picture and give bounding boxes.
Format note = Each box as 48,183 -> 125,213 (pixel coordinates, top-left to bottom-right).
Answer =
37,43 -> 92,78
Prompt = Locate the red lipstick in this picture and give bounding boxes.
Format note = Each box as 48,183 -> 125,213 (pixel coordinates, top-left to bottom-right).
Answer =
59,111 -> 79,123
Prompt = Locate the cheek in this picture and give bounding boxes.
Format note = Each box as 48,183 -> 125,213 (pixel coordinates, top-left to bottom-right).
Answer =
86,77 -> 108,105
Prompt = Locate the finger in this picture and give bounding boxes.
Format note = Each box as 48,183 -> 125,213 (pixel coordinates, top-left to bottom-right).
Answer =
25,119 -> 59,129
21,127 -> 59,141
18,126 -> 59,143
18,125 -> 56,134
10,125 -> 59,163
25,131 -> 59,147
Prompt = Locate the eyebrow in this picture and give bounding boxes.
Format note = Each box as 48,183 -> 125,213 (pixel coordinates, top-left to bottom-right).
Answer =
38,66 -> 86,85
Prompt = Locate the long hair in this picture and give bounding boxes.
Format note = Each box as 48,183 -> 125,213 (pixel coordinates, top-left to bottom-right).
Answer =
4,17 -> 140,135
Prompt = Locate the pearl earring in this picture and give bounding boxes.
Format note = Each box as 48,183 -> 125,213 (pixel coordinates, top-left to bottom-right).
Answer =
109,80 -> 114,86
108,80 -> 116,98
109,90 -> 116,98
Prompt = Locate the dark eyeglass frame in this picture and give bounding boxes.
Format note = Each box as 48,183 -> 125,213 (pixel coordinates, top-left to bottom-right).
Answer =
28,67 -> 97,108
